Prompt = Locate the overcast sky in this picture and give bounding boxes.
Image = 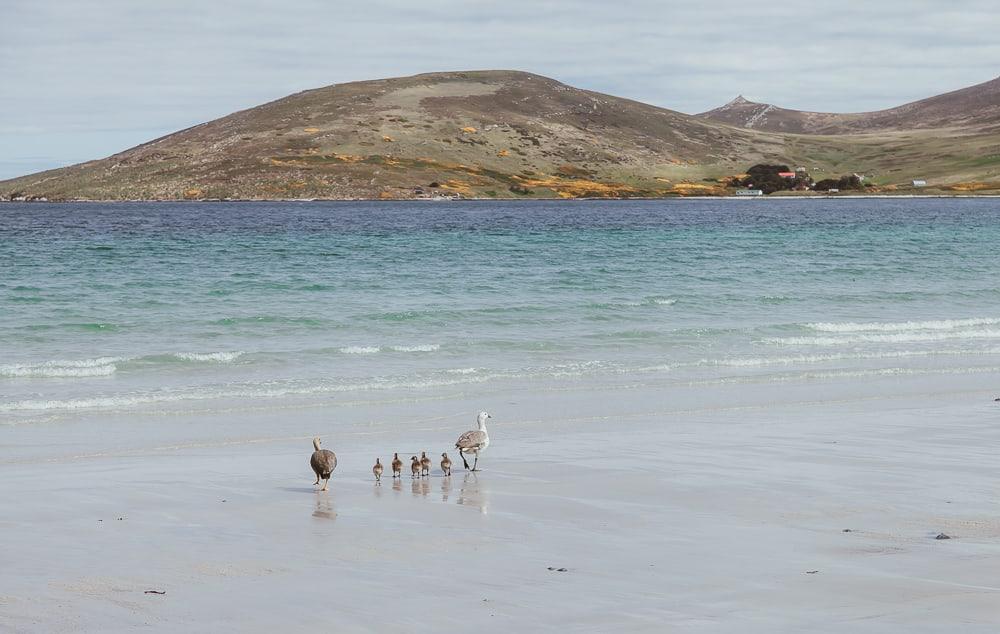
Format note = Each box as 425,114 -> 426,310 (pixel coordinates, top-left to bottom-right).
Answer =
2,0 -> 998,179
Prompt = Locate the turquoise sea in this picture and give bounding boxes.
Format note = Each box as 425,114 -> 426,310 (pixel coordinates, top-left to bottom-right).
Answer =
3,199 -> 1000,425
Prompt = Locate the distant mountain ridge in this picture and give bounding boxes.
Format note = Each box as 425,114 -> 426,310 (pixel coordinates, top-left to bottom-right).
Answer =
697,76 -> 1000,134
3,70 -> 1000,200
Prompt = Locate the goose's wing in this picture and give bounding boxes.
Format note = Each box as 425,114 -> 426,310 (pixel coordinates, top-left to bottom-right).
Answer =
311,449 -> 338,475
455,430 -> 487,449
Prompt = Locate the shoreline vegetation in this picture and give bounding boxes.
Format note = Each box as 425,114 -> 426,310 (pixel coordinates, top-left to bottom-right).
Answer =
2,70 -> 999,202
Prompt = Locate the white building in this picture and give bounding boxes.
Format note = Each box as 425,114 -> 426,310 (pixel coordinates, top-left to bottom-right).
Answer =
912,179 -> 927,187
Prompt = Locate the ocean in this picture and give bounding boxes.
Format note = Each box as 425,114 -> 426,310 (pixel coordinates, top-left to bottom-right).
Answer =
3,198 -> 1000,426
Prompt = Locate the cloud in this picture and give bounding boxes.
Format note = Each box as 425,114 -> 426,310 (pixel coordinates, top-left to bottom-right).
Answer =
2,0 -> 998,178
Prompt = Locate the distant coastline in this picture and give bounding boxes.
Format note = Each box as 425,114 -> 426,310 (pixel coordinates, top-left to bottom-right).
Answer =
5,193 -> 1000,204
2,70 -> 998,202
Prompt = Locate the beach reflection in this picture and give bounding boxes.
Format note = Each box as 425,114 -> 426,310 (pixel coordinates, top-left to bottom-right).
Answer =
457,472 -> 489,515
410,477 -> 430,497
312,495 -> 337,521
372,472 -> 487,512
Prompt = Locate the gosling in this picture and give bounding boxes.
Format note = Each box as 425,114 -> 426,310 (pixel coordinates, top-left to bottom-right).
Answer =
440,452 -> 452,476
373,458 -> 383,482
420,451 -> 432,477
410,456 -> 421,478
391,453 -> 403,478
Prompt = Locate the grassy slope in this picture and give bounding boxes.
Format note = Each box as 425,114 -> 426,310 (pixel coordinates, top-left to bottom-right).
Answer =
3,71 -> 1000,200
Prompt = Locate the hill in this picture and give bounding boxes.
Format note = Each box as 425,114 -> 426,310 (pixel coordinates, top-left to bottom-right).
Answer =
3,71 -> 1000,200
698,75 -> 1000,134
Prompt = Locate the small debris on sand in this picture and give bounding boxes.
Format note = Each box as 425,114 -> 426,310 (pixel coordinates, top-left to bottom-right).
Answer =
144,590 -> 166,595
935,533 -> 951,540
547,567 -> 569,572
842,529 -> 852,533
805,570 -> 819,574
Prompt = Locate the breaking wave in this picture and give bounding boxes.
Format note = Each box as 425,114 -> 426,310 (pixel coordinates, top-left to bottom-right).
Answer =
169,351 -> 245,363
710,348 -> 1000,367
0,357 -> 123,378
805,317 -> 1000,333
1,351 -> 245,379
339,344 -> 440,354
769,329 -> 1000,346
339,346 -> 381,354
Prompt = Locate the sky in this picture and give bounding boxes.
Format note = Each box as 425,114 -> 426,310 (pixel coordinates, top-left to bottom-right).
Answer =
2,0 -> 998,179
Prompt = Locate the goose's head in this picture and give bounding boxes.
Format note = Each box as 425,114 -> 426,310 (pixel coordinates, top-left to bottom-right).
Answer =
477,411 -> 491,426
441,452 -> 449,458
313,437 -> 322,450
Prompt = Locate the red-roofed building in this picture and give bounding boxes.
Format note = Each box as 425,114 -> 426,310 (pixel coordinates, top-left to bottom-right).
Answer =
777,171 -> 796,178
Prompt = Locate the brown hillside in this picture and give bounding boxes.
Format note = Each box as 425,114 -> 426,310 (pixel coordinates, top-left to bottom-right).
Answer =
698,75 -> 1000,134
0,71 -> 778,201
3,70 -> 1000,200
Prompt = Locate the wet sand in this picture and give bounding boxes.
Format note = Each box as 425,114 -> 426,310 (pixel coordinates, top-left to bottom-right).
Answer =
3,373 -> 1000,632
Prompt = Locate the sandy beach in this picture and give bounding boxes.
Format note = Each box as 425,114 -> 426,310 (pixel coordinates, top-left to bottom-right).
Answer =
4,369 -> 1000,633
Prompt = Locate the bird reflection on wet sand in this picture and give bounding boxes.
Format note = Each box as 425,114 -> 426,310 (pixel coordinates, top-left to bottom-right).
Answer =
312,495 -> 337,520
369,469 -> 486,511
457,472 -> 488,514
411,477 -> 430,497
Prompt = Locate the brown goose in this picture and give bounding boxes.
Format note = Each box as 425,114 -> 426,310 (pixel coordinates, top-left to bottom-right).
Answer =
420,451 -> 431,477
440,452 -> 452,476
455,411 -> 491,471
391,453 -> 403,478
373,458 -> 383,482
410,456 -> 421,478
310,437 -> 337,491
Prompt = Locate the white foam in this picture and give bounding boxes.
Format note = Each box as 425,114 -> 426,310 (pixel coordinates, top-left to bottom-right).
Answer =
446,368 -> 479,375
0,356 -> 123,379
339,346 -> 381,354
0,375 -> 492,412
793,366 -> 1000,381
0,364 -> 118,378
390,344 -> 440,352
172,351 -> 244,363
621,298 -> 677,307
1,351 -> 244,379
710,348 -> 1000,367
0,360 -> 615,413
770,329 -> 1000,346
681,364 -> 1000,388
806,317 -> 1000,333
